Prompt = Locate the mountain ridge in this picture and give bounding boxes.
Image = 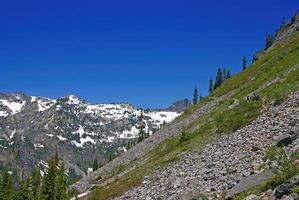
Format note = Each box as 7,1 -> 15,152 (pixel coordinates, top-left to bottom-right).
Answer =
0,91 -> 190,183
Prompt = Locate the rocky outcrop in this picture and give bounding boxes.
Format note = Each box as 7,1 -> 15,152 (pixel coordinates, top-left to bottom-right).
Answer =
113,91 -> 299,200
165,99 -> 192,113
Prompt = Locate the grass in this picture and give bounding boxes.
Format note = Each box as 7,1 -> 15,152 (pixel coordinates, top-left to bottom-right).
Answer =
87,32 -> 299,200
234,149 -> 299,200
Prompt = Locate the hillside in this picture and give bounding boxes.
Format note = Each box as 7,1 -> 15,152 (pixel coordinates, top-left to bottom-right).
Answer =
0,93 -> 189,183
72,11 -> 299,199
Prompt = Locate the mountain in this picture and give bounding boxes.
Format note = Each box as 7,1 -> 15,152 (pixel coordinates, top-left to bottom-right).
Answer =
0,92 -> 189,182
72,10 -> 299,200
164,98 -> 192,113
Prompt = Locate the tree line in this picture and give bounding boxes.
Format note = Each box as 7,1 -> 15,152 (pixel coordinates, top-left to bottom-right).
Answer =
0,153 -> 68,200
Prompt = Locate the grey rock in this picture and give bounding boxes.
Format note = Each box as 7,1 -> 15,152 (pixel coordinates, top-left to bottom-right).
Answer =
276,133 -> 293,147
225,171 -> 273,199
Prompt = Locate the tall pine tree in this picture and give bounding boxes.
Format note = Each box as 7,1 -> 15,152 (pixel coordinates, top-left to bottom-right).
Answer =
193,86 -> 199,105
214,67 -> 223,89
92,159 -> 99,171
242,57 -> 247,71
54,163 -> 68,200
30,167 -> 41,200
39,156 -> 58,200
0,170 -> 14,200
265,33 -> 275,49
14,180 -> 30,200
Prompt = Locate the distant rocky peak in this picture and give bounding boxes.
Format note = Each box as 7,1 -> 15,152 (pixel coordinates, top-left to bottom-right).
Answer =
166,98 -> 191,113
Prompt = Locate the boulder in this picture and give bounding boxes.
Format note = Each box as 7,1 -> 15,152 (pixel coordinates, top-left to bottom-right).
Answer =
274,184 -> 290,199
245,92 -> 260,102
225,171 -> 273,199
276,133 -> 293,147
274,175 -> 299,199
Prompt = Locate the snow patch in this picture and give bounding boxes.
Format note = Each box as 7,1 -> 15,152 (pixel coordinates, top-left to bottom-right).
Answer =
10,129 -> 16,140
57,135 -> 67,141
0,99 -> 25,115
0,111 -> 8,117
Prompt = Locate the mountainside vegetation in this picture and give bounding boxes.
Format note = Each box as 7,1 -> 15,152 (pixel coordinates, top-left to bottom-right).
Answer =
0,154 -> 68,200
84,11 -> 299,200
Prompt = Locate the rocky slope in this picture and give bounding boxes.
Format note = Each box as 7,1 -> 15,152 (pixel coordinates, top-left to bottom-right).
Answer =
115,91 -> 299,199
0,92 -> 189,181
73,10 -> 299,200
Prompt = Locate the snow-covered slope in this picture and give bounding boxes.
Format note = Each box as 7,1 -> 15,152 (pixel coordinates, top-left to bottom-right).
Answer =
0,92 -> 189,181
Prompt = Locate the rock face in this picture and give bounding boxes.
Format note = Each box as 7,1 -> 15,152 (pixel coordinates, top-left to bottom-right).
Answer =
165,98 -> 192,113
0,92 -> 182,181
112,91 -> 299,200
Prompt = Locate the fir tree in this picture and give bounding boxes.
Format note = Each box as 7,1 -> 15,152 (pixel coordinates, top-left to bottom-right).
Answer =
30,167 -> 41,200
209,77 -> 213,94
92,159 -> 99,171
214,67 -> 223,89
193,86 -> 199,105
39,156 -> 58,200
0,170 -> 14,200
54,163 -> 68,200
138,125 -> 145,142
242,57 -> 247,71
14,180 -> 30,200
265,33 -> 275,49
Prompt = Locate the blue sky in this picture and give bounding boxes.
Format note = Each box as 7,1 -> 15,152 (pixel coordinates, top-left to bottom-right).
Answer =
0,0 -> 297,108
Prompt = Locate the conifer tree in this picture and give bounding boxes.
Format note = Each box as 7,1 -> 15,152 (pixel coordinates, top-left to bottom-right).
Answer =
30,167 -> 41,199
242,57 -> 247,71
214,67 -> 223,89
14,180 -> 30,200
39,156 -> 58,200
265,33 -> 275,49
92,159 -> 99,171
209,77 -> 213,94
193,86 -> 199,105
54,163 -> 68,200
138,125 -> 145,142
0,170 -> 14,200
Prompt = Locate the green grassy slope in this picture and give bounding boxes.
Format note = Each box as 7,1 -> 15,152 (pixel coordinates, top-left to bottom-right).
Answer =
87,32 -> 299,200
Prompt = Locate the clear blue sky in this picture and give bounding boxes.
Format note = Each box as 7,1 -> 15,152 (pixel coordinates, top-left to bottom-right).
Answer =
0,0 -> 297,108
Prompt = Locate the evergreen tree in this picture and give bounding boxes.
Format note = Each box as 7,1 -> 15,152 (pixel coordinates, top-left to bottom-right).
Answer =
138,125 -> 145,142
30,167 -> 41,200
242,57 -> 247,71
92,159 -> 99,171
0,170 -> 14,200
54,163 -> 68,200
209,77 -> 213,94
265,33 -> 275,49
214,67 -> 223,89
39,156 -> 58,200
193,86 -> 199,105
109,154 -> 114,161
14,180 -> 30,200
